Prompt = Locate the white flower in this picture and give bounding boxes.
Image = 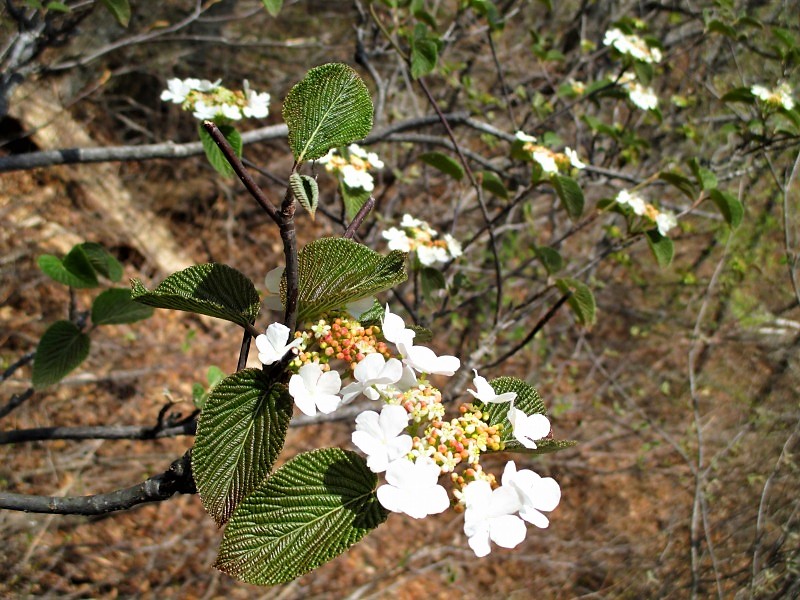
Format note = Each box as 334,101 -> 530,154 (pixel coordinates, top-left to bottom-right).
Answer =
603,28 -> 662,63
502,461 -> 561,528
625,81 -> 659,110
396,339 -> 460,376
381,305 -> 416,346
316,148 -> 335,164
382,227 -> 412,252
366,151 -> 384,169
341,164 -> 375,191
263,266 -> 284,311
463,479 -> 526,557
532,149 -> 559,175
377,457 -> 450,518
564,147 -> 586,169
340,353 -> 404,403
400,214 -> 426,229
751,83 -> 795,110
444,233 -> 463,258
655,210 -> 678,236
255,322 -> 302,365
515,131 -> 537,143
353,405 -> 414,473
191,100 -> 217,121
194,78 -> 221,92
348,143 -> 368,159
161,78 -> 193,104
508,407 -> 551,449
616,190 -> 647,216
467,370 -> 517,404
416,244 -> 449,266
243,80 -> 270,118
220,103 -> 243,121
288,362 -> 342,416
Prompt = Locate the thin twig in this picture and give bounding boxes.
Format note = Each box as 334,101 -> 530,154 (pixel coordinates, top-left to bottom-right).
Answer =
0,388 -> 34,420
0,351 -> 35,383
344,196 -> 376,239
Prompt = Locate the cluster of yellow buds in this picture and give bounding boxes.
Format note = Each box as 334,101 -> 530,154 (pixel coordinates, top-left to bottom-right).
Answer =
289,316 -> 391,372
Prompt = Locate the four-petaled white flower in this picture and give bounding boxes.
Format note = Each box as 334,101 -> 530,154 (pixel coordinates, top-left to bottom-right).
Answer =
352,405 -> 413,473
160,78 -> 194,104
220,103 -> 243,121
192,100 -> 218,121
463,479 -> 526,557
377,457 -> 450,518
502,461 -> 561,528
288,362 -> 342,416
256,322 -> 302,366
467,370 -> 517,404
616,190 -> 647,216
508,407 -> 551,449
655,211 -> 678,236
340,353 -> 404,404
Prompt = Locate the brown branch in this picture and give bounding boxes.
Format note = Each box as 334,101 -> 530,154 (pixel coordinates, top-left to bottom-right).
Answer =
0,388 -> 34,420
344,196 -> 376,239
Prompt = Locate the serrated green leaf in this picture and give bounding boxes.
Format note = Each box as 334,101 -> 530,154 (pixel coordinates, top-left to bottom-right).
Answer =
555,277 -> 596,327
37,253 -> 98,289
419,151 -> 464,181
480,170 -> 508,199
709,189 -> 744,228
199,124 -> 242,178
32,321 -> 90,388
100,0 -> 131,27
340,183 -> 372,220
552,174 -> 584,220
659,171 -> 697,200
215,448 -> 387,585
193,369 -> 293,526
91,288 -> 154,325
261,0 -> 282,16
535,246 -> 564,274
80,242 -> 123,282
645,229 -> 675,268
283,63 -> 373,163
131,263 -> 260,327
290,173 -> 320,219
290,238 -> 406,323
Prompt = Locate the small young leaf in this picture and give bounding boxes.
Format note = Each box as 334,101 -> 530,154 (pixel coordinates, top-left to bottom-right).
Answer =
479,170 -> 508,199
91,288 -> 154,325
199,124 -> 242,178
100,0 -> 131,27
32,321 -> 91,389
283,63 -> 374,163
645,229 -> 675,268
215,448 -> 387,585
131,263 -> 260,328
709,189 -> 744,229
721,87 -> 756,104
80,242 -> 123,282
688,158 -> 718,191
659,171 -> 697,200
419,151 -> 464,181
535,246 -> 564,274
261,0 -> 282,16
37,253 -> 98,289
552,174 -> 585,220
410,25 -> 439,79
420,267 -> 446,300
192,369 -> 293,526
45,2 -> 70,12
289,173 -> 320,219
555,277 -> 596,327
340,182 -> 372,220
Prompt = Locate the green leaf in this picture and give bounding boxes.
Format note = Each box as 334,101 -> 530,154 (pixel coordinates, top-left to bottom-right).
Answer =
45,2 -> 70,12
261,0 -> 282,16
659,171 -> 697,200
291,238 -> 407,323
80,242 -> 123,282
199,124 -> 242,178
688,158 -> 717,191
32,321 -> 90,389
131,263 -> 260,328
535,246 -> 564,274
192,369 -> 293,526
340,183 -> 372,220
645,229 -> 675,268
709,189 -> 744,229
290,173 -> 320,219
555,277 -> 596,327
420,266 -> 446,300
37,254 -> 98,289
473,377 -> 546,440
706,19 -> 737,39
552,174 -> 584,220
479,170 -> 508,199
410,25 -> 439,79
215,448 -> 387,585
419,151 -> 464,181
100,0 -> 131,27
91,288 -> 154,325
283,63 -> 374,163
721,87 -> 756,104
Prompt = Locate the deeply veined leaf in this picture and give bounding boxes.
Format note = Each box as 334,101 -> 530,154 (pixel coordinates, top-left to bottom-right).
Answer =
556,277 -> 596,327
535,246 -> 564,274
290,173 -> 320,219
552,174 -> 584,220
480,170 -> 508,199
419,151 -> 464,181
131,263 -> 260,327
199,124 -> 242,178
80,242 -> 123,282
193,369 -> 293,526
261,0 -> 282,16
645,229 -> 675,268
215,448 -> 388,585
289,238 -> 406,323
32,321 -> 90,389
100,0 -> 131,27
91,288 -> 154,325
37,253 -> 98,289
709,189 -> 744,229
283,63 -> 373,163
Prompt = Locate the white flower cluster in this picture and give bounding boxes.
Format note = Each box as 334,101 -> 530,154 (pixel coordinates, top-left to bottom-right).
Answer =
382,214 -> 463,267
318,144 -> 384,192
254,306 -> 561,557
161,78 -> 270,121
619,73 -> 659,111
603,28 -> 663,64
616,189 -> 678,236
515,131 -> 586,175
751,83 -> 795,111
